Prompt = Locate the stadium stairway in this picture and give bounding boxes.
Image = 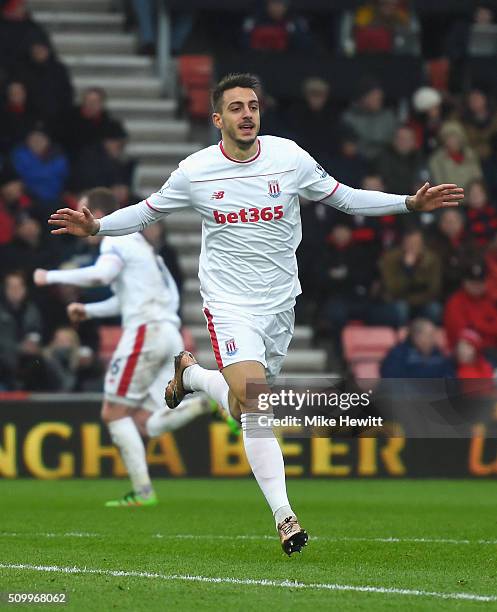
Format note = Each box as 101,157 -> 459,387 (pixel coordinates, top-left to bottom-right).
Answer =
30,0 -> 328,375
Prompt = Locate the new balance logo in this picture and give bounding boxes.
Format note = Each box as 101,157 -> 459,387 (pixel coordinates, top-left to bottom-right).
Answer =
211,191 -> 225,200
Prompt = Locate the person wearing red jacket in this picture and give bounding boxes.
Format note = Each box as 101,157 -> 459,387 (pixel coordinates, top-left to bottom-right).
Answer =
454,328 -> 494,379
444,262 -> 497,353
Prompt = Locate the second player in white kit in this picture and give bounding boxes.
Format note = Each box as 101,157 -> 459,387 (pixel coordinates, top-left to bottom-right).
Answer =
48,74 -> 465,553
36,188 -> 211,507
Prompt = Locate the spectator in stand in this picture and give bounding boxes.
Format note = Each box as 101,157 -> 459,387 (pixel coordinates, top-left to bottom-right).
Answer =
44,326 -> 83,392
380,318 -> 454,378
444,261 -> 497,354
429,121 -> 483,190
0,0 -> 49,71
242,0 -> 311,52
352,0 -> 416,55
316,219 -> 377,352
375,125 -> 424,194
256,84 -> 294,140
342,77 -> 397,160
454,329 -> 494,380
468,4 -> 497,56
408,86 -> 445,155
287,77 -> 339,161
0,80 -> 37,155
374,228 -> 442,326
327,128 -> 369,189
428,208 -> 480,299
0,270 -> 43,388
460,88 -> 497,161
1,215 -> 62,281
15,331 -> 64,391
60,87 -> 126,157
465,178 -> 497,247
11,123 -> 69,209
0,163 -> 31,247
16,35 -> 73,128
70,121 -> 134,193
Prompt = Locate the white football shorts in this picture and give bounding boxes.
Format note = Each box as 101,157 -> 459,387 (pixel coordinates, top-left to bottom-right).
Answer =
104,320 -> 183,411
203,305 -> 295,384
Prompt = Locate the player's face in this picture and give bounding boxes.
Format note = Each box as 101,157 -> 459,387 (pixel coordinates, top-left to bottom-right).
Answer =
213,87 -> 260,149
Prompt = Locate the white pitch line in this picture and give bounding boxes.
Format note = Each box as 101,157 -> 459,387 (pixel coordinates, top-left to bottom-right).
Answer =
2,532 -> 497,546
0,562 -> 495,603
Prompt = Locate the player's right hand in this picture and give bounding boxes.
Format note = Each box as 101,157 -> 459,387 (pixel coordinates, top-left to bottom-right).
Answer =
48,206 -> 99,237
67,302 -> 88,323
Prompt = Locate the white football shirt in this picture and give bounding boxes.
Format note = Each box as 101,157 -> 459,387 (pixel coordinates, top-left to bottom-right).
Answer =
146,136 -> 340,314
98,135 -> 409,315
100,234 -> 180,328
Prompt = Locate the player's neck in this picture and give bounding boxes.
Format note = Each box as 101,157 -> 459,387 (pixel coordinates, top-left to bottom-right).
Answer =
221,137 -> 259,162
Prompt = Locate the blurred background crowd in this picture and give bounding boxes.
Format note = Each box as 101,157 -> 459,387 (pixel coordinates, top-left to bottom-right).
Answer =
2,0 -> 497,392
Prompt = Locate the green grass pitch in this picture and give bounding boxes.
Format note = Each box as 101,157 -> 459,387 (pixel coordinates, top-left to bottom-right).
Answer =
0,479 -> 496,611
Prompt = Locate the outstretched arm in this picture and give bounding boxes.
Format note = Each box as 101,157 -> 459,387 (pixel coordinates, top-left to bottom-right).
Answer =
49,166 -> 192,237
49,200 -> 162,237
34,254 -> 123,288
296,145 -> 464,215
322,181 -> 464,216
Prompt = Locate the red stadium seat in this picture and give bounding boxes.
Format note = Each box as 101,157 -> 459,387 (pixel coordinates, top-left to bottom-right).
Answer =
342,325 -> 397,363
178,55 -> 213,119
99,326 -> 122,364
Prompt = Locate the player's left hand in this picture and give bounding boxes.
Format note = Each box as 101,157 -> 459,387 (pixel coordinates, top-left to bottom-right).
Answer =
33,268 -> 48,286
407,182 -> 464,212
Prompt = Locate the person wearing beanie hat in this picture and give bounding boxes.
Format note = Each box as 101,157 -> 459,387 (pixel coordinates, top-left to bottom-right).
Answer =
408,86 -> 445,154
454,329 -> 494,379
412,86 -> 442,113
444,261 -> 497,351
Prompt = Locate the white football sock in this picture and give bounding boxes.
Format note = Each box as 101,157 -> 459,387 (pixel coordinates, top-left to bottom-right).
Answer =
107,417 -> 152,496
183,364 -> 230,415
241,413 -> 294,524
146,396 -> 210,437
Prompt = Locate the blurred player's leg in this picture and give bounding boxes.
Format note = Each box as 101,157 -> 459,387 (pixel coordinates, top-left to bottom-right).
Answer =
138,349 -> 217,437
144,396 -> 212,437
102,401 -> 157,507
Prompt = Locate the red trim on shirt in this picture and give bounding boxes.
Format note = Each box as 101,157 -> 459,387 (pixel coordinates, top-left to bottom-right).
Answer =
117,324 -> 147,396
203,308 -> 224,369
191,169 -> 296,183
146,199 -> 161,213
219,139 -> 261,164
317,182 -> 340,202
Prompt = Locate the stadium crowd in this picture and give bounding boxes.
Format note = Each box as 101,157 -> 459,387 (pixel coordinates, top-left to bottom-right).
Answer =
2,0 -> 497,391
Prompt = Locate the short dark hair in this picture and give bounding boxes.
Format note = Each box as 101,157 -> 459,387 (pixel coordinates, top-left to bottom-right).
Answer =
85,187 -> 118,215
211,73 -> 260,113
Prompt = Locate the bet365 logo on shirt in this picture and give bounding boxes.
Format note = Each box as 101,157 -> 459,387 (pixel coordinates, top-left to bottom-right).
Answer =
213,205 -> 284,225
